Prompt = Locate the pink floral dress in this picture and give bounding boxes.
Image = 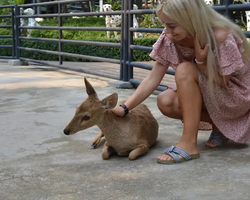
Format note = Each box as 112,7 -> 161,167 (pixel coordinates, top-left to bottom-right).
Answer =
149,30 -> 250,143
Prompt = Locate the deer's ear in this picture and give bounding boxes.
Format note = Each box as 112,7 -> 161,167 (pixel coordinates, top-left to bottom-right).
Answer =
101,93 -> 118,109
84,78 -> 97,97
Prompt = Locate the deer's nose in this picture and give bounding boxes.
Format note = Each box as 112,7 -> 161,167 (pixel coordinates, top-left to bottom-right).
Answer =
63,128 -> 70,135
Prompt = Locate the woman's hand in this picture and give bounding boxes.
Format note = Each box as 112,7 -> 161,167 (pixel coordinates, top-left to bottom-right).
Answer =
111,106 -> 125,117
194,34 -> 209,63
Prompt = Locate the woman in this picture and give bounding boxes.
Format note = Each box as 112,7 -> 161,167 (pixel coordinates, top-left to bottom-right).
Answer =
112,0 -> 250,164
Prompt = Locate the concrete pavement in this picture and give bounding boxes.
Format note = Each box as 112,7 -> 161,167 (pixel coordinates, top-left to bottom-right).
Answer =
0,60 -> 250,200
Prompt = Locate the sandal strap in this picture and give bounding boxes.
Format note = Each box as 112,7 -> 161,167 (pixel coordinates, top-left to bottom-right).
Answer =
167,151 -> 181,162
208,132 -> 228,147
162,145 -> 192,163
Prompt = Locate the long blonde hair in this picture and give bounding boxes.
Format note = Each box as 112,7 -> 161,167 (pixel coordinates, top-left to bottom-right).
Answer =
156,0 -> 250,90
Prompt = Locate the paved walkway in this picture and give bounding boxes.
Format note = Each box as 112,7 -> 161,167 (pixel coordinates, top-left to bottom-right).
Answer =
1,59 -> 250,200
33,60 -> 176,88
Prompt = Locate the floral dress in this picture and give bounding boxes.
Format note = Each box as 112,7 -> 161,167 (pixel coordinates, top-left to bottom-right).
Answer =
149,30 -> 250,143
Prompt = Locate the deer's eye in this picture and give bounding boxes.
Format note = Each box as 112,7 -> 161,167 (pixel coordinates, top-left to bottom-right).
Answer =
82,115 -> 90,121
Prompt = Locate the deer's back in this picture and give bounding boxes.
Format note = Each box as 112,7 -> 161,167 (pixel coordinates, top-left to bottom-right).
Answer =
101,104 -> 158,151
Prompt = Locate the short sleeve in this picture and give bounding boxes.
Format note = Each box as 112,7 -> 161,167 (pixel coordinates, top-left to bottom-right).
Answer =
149,29 -> 180,68
217,33 -> 245,75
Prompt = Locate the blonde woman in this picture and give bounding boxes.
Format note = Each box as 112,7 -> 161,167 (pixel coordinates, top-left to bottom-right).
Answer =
112,0 -> 250,164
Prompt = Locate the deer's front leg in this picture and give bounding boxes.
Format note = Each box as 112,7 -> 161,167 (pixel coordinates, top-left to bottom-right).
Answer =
128,144 -> 149,160
102,142 -> 116,160
91,130 -> 104,148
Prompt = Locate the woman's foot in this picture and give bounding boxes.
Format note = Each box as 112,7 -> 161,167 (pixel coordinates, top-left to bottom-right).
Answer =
157,142 -> 199,163
205,132 -> 229,148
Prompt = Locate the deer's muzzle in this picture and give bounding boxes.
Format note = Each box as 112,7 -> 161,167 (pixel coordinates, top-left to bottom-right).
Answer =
63,128 -> 70,135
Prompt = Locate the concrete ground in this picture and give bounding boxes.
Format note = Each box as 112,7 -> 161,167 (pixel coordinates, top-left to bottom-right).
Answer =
0,60 -> 250,200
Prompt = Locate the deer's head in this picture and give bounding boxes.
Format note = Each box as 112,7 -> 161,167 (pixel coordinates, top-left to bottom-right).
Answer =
63,78 -> 118,135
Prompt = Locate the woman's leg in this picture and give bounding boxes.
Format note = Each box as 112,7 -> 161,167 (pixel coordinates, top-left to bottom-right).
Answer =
158,89 -> 226,148
200,101 -> 228,148
157,62 -> 202,161
157,90 -> 214,123
157,88 -> 182,119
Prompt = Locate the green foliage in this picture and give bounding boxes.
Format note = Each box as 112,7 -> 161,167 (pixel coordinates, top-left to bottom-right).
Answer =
0,0 -> 24,23
0,27 -> 12,35
13,0 -> 25,4
0,0 -> 24,9
107,0 -> 121,10
132,38 -> 158,61
0,0 -> 12,5
0,37 -> 157,61
140,14 -> 164,28
0,39 -> 12,56
30,17 -> 107,39
0,0 -> 12,17
0,0 -> 24,4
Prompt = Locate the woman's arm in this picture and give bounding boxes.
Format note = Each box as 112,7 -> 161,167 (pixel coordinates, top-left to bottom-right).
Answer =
112,61 -> 169,116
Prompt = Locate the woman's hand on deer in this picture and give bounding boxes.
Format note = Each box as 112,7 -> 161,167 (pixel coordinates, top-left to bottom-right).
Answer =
111,106 -> 125,117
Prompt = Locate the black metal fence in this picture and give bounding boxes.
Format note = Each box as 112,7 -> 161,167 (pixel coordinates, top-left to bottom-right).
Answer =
0,5 -> 15,59
0,0 -> 250,90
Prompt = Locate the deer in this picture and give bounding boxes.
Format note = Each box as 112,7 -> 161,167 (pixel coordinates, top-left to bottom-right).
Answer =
63,78 -> 159,160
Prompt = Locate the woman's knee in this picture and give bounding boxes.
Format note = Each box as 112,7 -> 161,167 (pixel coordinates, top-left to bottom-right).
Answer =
157,90 -> 175,113
175,62 -> 198,83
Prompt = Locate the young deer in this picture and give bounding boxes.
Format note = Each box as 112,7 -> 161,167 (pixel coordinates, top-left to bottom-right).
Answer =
63,78 -> 159,160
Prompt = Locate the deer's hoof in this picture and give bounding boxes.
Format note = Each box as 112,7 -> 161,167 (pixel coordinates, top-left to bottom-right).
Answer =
91,142 -> 97,148
102,153 -> 110,160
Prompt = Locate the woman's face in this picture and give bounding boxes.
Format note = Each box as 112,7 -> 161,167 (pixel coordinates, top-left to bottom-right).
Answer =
160,11 -> 190,41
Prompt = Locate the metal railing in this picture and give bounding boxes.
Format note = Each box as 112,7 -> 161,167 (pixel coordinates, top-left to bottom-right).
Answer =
15,0 -> 123,80
0,5 -> 15,59
0,0 -> 250,90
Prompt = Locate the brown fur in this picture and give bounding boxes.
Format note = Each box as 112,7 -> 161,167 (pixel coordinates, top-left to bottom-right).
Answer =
63,78 -> 159,160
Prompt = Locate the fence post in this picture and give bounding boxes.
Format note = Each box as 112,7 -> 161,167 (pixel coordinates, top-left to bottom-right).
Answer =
14,5 -> 21,59
221,0 -> 234,18
11,6 -> 16,58
121,0 -> 129,81
127,0 -> 133,80
58,2 -> 63,65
